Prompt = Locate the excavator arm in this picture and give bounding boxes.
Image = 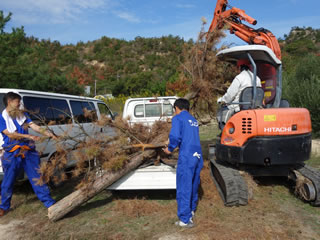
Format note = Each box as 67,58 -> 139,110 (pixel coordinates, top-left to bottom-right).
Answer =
208,0 -> 281,60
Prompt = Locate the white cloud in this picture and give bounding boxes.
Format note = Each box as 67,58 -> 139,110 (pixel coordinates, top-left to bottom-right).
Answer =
1,0 -> 110,24
176,4 -> 195,8
176,4 -> 195,9
113,11 -> 140,23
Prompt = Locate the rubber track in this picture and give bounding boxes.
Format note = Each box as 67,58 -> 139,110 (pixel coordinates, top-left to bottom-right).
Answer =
210,159 -> 248,206
295,164 -> 320,206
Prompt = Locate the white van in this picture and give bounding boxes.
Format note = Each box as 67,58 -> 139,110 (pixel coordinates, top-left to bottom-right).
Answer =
0,88 -> 117,181
122,96 -> 177,126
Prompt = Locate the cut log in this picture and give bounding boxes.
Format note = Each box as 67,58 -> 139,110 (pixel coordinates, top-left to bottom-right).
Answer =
48,146 -> 160,221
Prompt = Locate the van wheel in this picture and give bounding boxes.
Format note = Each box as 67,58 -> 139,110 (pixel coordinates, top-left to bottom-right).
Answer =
48,168 -> 66,189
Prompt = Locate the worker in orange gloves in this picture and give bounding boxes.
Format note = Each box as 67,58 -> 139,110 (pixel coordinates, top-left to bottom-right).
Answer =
0,92 -> 57,217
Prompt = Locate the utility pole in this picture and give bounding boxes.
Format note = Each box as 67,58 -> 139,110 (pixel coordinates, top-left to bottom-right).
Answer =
117,72 -> 120,81
94,80 -> 97,96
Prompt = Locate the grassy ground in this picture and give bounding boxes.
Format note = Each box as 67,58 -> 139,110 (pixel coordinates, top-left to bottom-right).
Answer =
1,124 -> 320,240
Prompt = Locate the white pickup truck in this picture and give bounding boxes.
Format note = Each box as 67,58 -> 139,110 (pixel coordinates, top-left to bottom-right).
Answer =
122,96 -> 177,126
108,96 -> 178,190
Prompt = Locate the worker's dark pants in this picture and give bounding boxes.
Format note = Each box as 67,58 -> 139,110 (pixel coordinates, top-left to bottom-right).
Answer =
0,150 -> 55,210
176,152 -> 203,224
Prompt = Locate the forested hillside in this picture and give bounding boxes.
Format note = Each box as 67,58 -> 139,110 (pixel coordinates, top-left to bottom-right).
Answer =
0,11 -> 189,96
0,11 -> 319,133
1,11 -> 319,97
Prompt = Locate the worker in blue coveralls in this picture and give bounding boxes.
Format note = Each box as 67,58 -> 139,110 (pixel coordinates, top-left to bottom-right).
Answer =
0,92 -> 57,217
163,98 -> 203,228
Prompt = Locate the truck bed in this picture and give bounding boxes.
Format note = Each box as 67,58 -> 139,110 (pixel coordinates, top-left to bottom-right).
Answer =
108,164 -> 176,190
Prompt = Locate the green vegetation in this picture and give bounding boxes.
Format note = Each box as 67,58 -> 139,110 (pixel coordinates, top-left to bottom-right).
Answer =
281,27 -> 320,137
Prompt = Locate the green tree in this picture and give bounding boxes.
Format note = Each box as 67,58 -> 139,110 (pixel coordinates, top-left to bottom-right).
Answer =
283,54 -> 320,136
0,11 -> 83,95
0,11 -> 11,33
0,11 -> 29,88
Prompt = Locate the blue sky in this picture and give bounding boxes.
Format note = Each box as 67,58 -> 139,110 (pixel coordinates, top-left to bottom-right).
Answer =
2,0 -> 320,45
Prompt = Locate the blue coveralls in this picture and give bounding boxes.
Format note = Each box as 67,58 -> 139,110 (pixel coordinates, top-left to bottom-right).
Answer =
0,113 -> 55,211
168,110 -> 203,224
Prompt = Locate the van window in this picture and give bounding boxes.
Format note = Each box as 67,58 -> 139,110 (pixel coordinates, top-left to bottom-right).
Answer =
134,103 -> 174,118
70,101 -> 97,123
86,101 -> 98,121
23,97 -> 54,124
0,94 -> 5,112
50,99 -> 72,124
23,97 -> 72,125
98,103 -> 112,118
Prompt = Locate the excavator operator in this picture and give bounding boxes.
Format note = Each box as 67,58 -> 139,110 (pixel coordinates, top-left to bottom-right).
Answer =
217,59 -> 261,129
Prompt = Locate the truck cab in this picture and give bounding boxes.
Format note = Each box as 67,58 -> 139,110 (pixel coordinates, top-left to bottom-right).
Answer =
122,96 -> 177,126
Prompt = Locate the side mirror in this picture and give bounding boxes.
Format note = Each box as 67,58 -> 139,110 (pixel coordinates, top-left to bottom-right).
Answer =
112,112 -> 118,120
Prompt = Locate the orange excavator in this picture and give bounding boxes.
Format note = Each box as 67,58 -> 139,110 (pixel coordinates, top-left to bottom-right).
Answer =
208,0 -> 320,207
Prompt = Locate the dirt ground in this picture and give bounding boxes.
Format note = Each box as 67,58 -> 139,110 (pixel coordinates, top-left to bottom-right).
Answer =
0,220 -> 24,240
0,156 -> 319,240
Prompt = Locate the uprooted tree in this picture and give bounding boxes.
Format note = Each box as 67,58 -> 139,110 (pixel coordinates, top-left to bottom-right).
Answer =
33,113 -> 177,221
47,128 -> 172,221
166,20 -> 236,123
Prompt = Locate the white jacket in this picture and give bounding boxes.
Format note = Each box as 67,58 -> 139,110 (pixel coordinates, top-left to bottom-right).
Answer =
220,70 -> 261,112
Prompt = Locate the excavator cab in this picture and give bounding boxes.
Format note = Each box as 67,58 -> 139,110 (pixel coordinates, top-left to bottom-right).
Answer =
210,45 -> 320,207
216,45 -> 282,108
216,45 -> 282,129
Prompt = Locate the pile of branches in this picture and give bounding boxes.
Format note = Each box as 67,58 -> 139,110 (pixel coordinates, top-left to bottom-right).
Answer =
35,114 -> 175,190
